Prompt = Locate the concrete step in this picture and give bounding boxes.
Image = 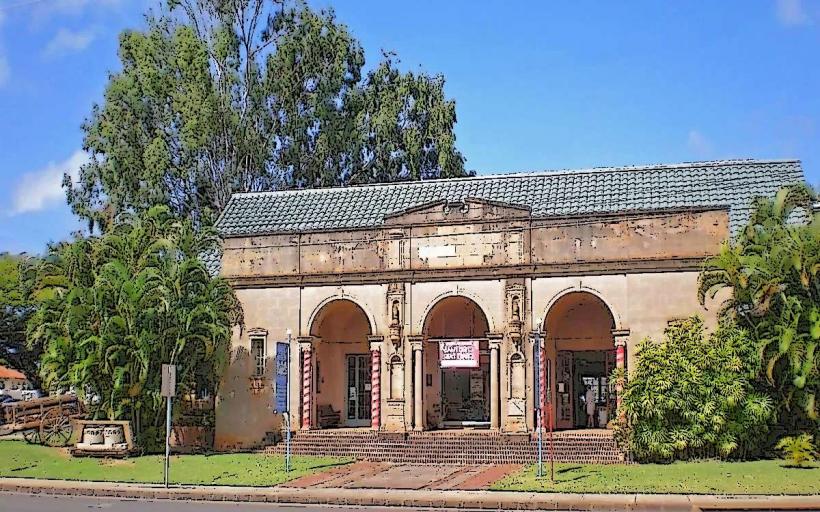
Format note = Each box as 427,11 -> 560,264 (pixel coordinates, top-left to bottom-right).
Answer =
264,429 -> 627,464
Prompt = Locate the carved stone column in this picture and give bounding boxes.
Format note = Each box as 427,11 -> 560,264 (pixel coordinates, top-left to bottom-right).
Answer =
368,335 -> 384,430
612,329 -> 630,413
297,336 -> 315,430
409,336 -> 424,431
488,333 -> 503,430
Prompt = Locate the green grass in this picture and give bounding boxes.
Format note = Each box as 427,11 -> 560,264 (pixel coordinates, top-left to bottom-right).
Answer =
492,460 -> 820,495
0,440 -> 350,487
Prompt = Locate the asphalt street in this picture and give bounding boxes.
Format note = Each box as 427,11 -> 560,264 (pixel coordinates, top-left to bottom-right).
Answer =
0,493 -> 502,512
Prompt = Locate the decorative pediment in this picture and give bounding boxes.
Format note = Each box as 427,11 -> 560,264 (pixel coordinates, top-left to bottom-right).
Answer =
383,197 -> 531,226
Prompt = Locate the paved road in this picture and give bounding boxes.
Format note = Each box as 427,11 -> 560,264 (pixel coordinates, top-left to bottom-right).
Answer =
0,493 -> 501,512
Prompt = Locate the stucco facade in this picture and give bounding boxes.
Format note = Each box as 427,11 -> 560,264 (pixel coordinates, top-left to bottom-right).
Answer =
213,201 -> 731,449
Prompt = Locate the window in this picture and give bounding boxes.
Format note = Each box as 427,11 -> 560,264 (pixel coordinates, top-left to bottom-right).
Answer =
251,337 -> 266,377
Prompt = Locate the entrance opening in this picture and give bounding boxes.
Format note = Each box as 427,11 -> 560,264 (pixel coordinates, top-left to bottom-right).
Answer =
310,299 -> 372,428
544,292 -> 616,430
422,296 -> 490,429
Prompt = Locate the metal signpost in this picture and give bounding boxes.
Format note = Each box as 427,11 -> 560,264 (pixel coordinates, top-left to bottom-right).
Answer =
161,364 -> 176,488
533,321 -> 554,482
275,334 -> 291,472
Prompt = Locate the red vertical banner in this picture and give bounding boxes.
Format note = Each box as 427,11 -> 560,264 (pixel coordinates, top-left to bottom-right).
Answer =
539,341 -> 547,429
615,342 -> 626,411
371,349 -> 381,430
301,346 -> 312,430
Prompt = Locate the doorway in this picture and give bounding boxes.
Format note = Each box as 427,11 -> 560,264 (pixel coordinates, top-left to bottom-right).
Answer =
543,291 -> 617,430
346,354 -> 371,426
441,361 -> 490,428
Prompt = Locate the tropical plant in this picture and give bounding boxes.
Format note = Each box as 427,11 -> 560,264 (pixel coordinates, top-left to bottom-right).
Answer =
26,206 -> 242,450
619,317 -> 774,462
775,433 -> 817,467
0,253 -> 42,387
68,0 -> 470,232
699,184 -> 820,427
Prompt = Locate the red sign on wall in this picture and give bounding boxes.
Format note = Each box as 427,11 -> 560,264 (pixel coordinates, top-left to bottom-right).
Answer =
439,340 -> 480,368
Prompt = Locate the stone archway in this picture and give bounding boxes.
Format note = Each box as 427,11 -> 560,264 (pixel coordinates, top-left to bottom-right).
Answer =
308,299 -> 373,428
420,296 -> 491,429
542,292 -> 617,430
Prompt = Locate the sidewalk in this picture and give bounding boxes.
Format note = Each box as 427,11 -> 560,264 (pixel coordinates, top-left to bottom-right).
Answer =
2,476 -> 819,511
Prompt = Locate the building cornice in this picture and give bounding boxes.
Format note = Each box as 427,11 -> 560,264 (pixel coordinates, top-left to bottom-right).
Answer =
226,256 -> 708,289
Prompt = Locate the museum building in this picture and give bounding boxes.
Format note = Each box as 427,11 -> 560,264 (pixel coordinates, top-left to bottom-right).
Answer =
209,159 -> 806,461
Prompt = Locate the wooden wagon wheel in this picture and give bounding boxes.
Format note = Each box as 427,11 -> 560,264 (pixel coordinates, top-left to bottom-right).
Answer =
22,429 -> 40,444
39,407 -> 74,447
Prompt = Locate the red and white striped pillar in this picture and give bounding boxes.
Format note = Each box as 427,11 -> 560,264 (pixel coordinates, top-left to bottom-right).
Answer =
612,329 -> 630,414
298,338 -> 314,430
539,336 -> 547,430
370,341 -> 381,430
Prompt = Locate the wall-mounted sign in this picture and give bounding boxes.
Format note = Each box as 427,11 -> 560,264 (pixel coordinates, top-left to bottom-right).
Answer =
274,342 -> 289,413
439,339 -> 479,368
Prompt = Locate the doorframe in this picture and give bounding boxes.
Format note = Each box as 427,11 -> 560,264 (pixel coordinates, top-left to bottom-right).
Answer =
344,353 -> 371,427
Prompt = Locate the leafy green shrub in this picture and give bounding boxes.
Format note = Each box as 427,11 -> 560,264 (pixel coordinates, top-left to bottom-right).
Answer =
776,433 -> 817,467
620,317 -> 774,462
699,184 -> 819,426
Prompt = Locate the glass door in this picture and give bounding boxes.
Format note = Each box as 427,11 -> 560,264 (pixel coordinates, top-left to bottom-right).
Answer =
346,354 -> 371,426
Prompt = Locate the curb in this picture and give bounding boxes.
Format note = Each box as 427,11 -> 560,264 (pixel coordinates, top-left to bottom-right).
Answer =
1,478 -> 819,511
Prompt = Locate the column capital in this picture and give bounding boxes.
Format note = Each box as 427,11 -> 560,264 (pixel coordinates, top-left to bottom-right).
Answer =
407,335 -> 424,351
297,336 -> 316,349
487,332 -> 503,350
611,329 -> 630,347
527,330 -> 546,342
368,335 -> 384,350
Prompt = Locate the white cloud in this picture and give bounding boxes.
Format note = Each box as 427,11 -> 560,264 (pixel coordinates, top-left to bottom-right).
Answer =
10,150 -> 89,215
687,130 -> 714,159
776,0 -> 810,26
43,28 -> 95,57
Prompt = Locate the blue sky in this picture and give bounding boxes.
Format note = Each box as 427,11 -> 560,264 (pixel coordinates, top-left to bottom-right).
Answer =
0,0 -> 818,254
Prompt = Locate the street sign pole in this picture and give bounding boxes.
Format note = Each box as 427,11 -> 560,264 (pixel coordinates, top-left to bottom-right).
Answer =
164,395 -> 171,488
286,331 -> 292,473
161,364 -> 176,489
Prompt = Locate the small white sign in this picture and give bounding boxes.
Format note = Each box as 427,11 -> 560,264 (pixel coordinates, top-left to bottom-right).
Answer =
161,364 -> 176,397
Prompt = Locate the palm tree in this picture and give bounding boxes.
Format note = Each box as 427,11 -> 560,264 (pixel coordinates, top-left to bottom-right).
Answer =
699,184 -> 820,424
27,206 -> 242,448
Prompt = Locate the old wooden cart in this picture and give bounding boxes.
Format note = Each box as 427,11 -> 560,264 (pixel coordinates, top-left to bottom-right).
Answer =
0,394 -> 84,446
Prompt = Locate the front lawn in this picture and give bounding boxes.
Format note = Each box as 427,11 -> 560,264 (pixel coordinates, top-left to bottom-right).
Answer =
492,460 -> 819,495
0,440 -> 349,486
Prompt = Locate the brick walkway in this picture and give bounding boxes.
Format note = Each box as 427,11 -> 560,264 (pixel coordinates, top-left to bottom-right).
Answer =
284,462 -> 521,491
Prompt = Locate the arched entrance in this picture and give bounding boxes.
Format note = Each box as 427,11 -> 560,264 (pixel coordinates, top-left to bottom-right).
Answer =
422,296 -> 490,429
309,299 -> 373,428
543,292 -> 616,430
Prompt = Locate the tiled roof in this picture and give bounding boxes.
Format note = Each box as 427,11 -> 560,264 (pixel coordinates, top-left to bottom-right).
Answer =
215,159 -> 805,238
0,366 -> 27,380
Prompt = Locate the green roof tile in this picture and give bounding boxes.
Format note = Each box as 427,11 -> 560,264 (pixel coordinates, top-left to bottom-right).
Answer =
215,159 -> 806,239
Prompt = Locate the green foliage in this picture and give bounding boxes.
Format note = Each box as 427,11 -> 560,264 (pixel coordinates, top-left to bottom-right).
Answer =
69,0 -> 469,231
620,317 -> 774,462
698,184 -> 820,426
0,253 -> 42,387
775,433 -> 817,467
26,206 -> 242,450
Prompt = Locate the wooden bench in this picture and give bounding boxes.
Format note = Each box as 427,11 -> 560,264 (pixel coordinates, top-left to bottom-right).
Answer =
317,404 -> 341,428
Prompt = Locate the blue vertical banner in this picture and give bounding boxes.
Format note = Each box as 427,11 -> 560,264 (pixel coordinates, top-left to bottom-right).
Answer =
275,342 -> 289,413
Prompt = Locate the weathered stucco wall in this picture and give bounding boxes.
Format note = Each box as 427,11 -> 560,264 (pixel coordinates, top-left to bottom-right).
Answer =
215,205 -> 733,448
220,208 -> 729,283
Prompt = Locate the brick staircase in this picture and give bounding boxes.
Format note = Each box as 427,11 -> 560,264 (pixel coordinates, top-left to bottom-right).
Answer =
265,428 -> 627,464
